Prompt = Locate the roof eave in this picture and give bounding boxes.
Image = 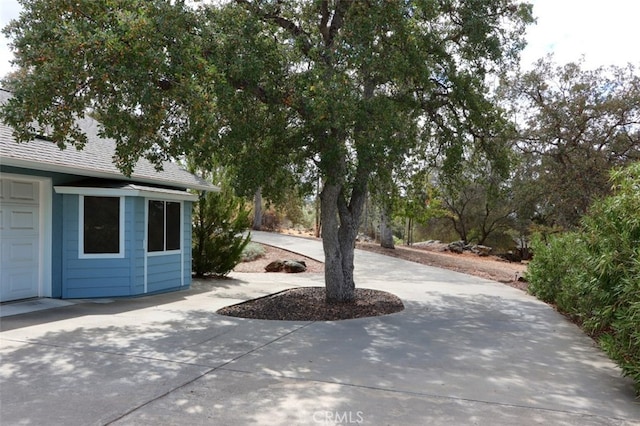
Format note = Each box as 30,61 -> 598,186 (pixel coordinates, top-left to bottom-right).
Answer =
0,157 -> 219,192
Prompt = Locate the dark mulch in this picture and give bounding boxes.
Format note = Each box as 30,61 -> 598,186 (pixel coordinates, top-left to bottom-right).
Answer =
216,287 -> 404,321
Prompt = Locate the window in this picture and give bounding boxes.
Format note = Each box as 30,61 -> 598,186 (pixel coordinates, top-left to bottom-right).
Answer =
148,200 -> 181,252
80,196 -> 124,257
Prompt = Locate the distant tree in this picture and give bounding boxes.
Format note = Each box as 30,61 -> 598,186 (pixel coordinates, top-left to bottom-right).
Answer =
434,123 -> 517,245
252,188 -> 263,230
439,175 -> 514,245
395,169 -> 446,245
1,0 -> 532,302
503,58 -> 640,228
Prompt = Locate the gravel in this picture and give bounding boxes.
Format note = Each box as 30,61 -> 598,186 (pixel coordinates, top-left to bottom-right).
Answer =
216,287 -> 404,321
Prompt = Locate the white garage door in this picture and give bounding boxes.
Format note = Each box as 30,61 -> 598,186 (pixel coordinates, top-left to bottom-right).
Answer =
0,177 -> 41,302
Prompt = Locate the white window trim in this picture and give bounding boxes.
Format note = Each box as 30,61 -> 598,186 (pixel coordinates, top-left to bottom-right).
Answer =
146,199 -> 182,257
79,195 -> 125,259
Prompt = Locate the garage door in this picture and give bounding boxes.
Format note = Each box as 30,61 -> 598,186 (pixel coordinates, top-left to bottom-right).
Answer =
0,177 -> 41,302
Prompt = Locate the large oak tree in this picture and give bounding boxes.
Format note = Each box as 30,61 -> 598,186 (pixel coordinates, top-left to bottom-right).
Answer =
2,0 -> 532,302
504,58 -> 640,228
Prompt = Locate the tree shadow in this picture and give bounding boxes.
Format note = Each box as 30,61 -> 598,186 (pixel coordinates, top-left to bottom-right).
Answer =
1,283 -> 639,425
208,292 -> 640,422
0,276 -> 291,332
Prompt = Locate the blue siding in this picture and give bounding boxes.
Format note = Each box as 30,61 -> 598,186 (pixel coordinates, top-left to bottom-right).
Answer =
183,202 -> 193,287
61,194 -> 134,298
131,197 -> 146,295
147,254 -> 183,293
144,200 -> 192,293
1,164 -> 194,300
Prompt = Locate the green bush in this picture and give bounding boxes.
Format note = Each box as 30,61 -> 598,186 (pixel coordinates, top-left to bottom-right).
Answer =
241,242 -> 266,262
527,163 -> 640,393
192,189 -> 251,277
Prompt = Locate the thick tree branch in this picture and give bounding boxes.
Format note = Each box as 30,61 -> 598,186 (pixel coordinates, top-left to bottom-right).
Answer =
319,0 -> 330,41
236,0 -> 312,55
325,0 -> 352,48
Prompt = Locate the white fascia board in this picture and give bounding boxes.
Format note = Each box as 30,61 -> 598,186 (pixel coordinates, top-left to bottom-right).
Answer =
132,185 -> 199,202
54,185 -> 199,201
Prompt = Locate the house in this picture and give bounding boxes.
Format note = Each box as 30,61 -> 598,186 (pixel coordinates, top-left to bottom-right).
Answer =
0,89 -> 216,302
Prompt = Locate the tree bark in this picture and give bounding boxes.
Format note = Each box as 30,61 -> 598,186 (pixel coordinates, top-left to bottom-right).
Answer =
380,207 -> 395,249
314,177 -> 321,238
320,181 -> 367,303
252,187 -> 262,230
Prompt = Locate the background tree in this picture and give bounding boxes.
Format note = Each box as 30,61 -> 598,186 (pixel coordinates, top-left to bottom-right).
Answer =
433,123 -> 517,245
1,0 -> 532,303
394,168 -> 446,246
503,58 -> 640,229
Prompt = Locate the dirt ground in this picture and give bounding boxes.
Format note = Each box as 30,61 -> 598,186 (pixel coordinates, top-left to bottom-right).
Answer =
233,232 -> 529,292
356,242 -> 529,291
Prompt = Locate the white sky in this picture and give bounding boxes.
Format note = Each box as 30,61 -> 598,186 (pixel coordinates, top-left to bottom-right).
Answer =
1,0 -> 639,80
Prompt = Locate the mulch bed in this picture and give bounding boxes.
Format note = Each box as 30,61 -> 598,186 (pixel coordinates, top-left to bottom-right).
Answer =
216,287 -> 404,321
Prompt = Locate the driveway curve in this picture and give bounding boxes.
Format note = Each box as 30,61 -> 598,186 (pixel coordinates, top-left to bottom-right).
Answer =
0,231 -> 638,425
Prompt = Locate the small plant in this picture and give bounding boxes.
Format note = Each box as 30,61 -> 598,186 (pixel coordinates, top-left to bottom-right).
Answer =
192,188 -> 251,277
241,242 -> 266,262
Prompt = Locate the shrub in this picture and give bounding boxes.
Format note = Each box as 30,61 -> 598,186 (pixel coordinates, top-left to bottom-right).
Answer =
241,242 -> 266,262
192,189 -> 251,277
527,163 -> 640,393
578,165 -> 640,389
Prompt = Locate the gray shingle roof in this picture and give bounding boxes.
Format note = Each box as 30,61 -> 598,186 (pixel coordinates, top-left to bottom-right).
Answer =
0,89 -> 215,191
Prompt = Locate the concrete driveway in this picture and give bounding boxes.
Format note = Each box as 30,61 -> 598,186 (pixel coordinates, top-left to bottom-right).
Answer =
0,231 -> 638,425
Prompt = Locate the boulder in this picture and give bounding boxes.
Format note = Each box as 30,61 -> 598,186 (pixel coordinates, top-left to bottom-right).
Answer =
265,260 -> 284,272
447,241 -> 466,254
472,245 -> 492,257
283,260 -> 307,273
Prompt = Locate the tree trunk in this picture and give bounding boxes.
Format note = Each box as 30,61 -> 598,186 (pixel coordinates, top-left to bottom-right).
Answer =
320,183 -> 366,303
252,187 -> 262,230
314,177 -> 321,238
405,217 -> 414,245
380,207 -> 395,249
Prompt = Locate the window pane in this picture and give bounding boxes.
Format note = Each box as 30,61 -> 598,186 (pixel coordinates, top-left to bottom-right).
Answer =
84,196 -> 119,254
148,200 -> 165,252
166,202 -> 181,250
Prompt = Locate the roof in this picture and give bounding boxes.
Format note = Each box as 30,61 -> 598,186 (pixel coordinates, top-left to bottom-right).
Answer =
0,89 -> 216,192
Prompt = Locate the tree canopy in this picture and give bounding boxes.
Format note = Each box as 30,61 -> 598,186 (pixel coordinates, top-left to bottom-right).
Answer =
503,58 -> 640,229
2,0 -> 533,302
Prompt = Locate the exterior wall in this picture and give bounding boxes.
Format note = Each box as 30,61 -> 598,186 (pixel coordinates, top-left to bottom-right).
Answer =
131,197 -> 146,295
62,195 -> 134,298
147,254 -> 183,293
183,202 -> 193,288
0,165 -> 194,300
145,200 -> 193,295
62,196 -> 192,298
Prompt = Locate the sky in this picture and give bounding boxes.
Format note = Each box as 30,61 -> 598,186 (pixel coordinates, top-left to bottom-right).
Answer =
1,0 -> 639,79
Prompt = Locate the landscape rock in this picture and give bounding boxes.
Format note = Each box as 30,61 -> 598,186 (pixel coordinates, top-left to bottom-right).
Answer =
447,241 -> 466,254
472,245 -> 492,256
265,259 -> 308,273
283,260 -> 307,273
264,260 -> 284,272
356,233 -> 373,243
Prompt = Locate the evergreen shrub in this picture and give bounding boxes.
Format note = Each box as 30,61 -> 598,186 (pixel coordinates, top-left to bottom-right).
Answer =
192,188 -> 251,277
527,163 -> 640,393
